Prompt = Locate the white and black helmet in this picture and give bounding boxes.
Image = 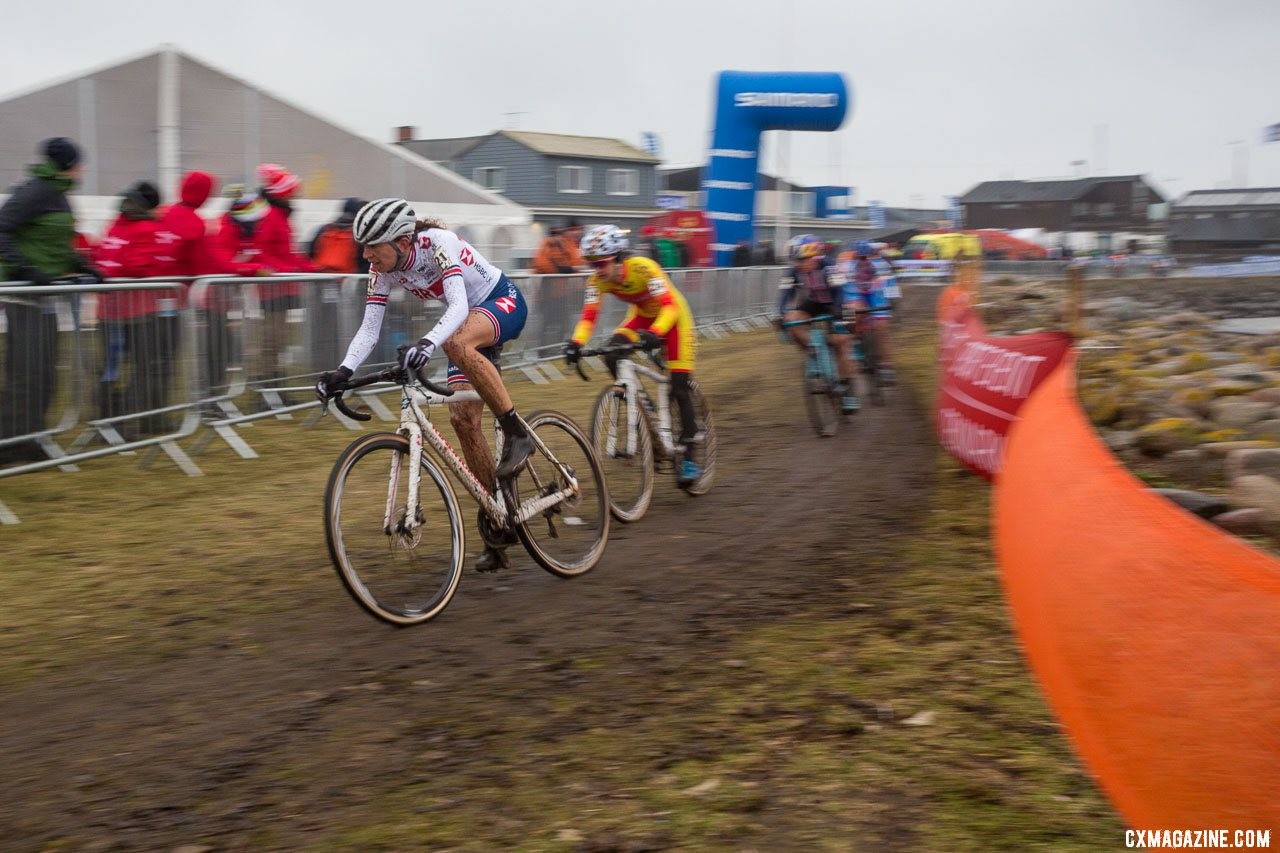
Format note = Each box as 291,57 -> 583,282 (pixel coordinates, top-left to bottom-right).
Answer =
353,198 -> 417,245
580,224 -> 629,259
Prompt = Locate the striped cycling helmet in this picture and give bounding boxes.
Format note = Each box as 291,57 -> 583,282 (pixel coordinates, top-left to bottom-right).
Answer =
353,198 -> 417,245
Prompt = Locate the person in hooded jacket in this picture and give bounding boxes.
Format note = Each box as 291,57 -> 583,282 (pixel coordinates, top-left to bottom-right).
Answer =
156,171 -> 259,395
155,171 -> 219,278
250,163 -> 314,383
0,137 -> 105,464
93,180 -> 182,435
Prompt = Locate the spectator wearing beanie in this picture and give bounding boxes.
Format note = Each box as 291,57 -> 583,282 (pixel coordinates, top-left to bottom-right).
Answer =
307,196 -> 368,274
93,180 -> 182,435
0,137 -> 106,464
250,163 -> 312,383
254,163 -> 313,275
305,196 -> 368,368
214,186 -> 269,272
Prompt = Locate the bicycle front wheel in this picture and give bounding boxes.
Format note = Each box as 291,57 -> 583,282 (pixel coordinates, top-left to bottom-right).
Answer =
324,432 -> 465,626
803,358 -> 840,438
681,379 -> 718,496
505,410 -> 610,579
590,384 -> 654,523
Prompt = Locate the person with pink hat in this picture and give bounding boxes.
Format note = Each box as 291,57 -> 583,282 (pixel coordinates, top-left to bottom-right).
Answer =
249,163 -> 314,383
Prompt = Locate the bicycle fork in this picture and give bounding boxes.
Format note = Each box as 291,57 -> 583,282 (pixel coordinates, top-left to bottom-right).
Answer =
387,423 -> 426,538
809,329 -> 837,384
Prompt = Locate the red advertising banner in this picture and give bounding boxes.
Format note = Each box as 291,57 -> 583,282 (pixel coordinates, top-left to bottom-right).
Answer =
644,209 -> 713,267
936,285 -> 1073,480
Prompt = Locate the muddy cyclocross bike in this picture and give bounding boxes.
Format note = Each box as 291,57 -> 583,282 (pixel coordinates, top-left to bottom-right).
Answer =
321,365 -> 610,626
781,314 -> 857,438
783,308 -> 886,437
852,309 -> 890,408
571,340 -> 717,523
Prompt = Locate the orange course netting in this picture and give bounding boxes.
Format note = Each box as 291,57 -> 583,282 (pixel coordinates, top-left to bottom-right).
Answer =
994,352 -> 1280,830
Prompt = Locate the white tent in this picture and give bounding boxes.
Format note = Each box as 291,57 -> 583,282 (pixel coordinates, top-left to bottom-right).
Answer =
0,46 -> 531,266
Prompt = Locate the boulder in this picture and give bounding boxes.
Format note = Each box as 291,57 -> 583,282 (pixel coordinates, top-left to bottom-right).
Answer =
1228,474 -> 1280,524
1133,418 -> 1201,457
1209,508 -> 1271,537
1208,398 -> 1275,428
1247,387 -> 1280,405
1152,488 -> 1231,519
1208,379 -> 1264,398
1247,419 -> 1280,441
1200,440 -> 1280,456
1103,430 -> 1136,452
1211,362 -> 1267,381
1162,449 -> 1220,488
1224,448 -> 1280,482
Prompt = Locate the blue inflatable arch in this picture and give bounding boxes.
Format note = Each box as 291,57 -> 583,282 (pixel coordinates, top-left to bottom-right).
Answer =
703,71 -> 850,266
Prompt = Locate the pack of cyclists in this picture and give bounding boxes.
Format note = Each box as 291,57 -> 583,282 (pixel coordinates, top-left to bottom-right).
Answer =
777,235 -> 897,410
314,205 -> 894,570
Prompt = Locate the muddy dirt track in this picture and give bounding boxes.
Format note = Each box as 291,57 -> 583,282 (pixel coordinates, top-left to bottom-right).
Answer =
0,325 -> 961,851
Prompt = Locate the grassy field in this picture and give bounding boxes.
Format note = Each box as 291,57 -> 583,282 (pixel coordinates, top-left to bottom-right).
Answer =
0,307 -> 1124,850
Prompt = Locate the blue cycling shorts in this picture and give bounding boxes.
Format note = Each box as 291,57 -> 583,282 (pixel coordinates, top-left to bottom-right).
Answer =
446,275 -> 528,386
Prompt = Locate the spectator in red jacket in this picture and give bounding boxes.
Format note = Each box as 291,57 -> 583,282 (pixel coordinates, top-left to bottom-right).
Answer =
157,171 -> 260,395
155,171 -> 220,277
250,164 -> 312,383
254,163 -> 314,274
213,188 -> 269,273
93,181 -> 182,435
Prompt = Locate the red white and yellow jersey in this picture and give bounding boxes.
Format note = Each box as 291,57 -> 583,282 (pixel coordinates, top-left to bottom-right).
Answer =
571,255 -> 691,345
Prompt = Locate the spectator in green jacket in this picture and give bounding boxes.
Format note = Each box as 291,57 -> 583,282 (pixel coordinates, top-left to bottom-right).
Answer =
0,137 -> 104,465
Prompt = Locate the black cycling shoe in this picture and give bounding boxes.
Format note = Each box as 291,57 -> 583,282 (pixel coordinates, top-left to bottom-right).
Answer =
477,509 -> 519,549
495,432 -> 535,480
474,546 -> 511,573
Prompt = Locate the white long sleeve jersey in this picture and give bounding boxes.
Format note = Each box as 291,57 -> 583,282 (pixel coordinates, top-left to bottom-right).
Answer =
340,228 -> 504,371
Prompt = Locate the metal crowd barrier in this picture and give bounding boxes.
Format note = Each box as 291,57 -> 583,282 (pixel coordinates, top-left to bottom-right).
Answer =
0,279 -> 202,475
0,266 -> 787,524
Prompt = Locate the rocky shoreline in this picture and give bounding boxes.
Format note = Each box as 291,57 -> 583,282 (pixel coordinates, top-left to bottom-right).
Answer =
976,275 -> 1280,552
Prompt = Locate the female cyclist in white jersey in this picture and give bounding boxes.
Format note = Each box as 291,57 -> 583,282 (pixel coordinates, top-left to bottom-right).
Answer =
315,198 -> 532,571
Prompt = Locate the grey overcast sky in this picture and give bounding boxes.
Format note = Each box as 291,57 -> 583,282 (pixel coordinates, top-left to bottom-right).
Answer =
2,0 -> 1278,207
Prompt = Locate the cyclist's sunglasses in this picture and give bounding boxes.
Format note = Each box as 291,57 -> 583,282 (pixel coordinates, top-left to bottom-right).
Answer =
588,257 -> 613,270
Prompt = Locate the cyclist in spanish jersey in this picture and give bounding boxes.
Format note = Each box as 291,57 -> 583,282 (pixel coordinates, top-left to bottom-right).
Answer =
778,235 -> 860,414
314,198 -> 532,572
562,224 -> 703,484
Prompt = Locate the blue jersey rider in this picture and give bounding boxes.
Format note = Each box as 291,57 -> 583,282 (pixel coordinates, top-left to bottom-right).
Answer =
845,242 -> 896,387
778,235 -> 860,413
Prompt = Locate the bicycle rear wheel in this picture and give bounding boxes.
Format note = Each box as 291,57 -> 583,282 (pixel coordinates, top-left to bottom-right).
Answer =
590,384 -> 654,523
504,410 -> 610,578
324,432 -> 464,626
680,379 -> 718,495
803,356 -> 840,437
